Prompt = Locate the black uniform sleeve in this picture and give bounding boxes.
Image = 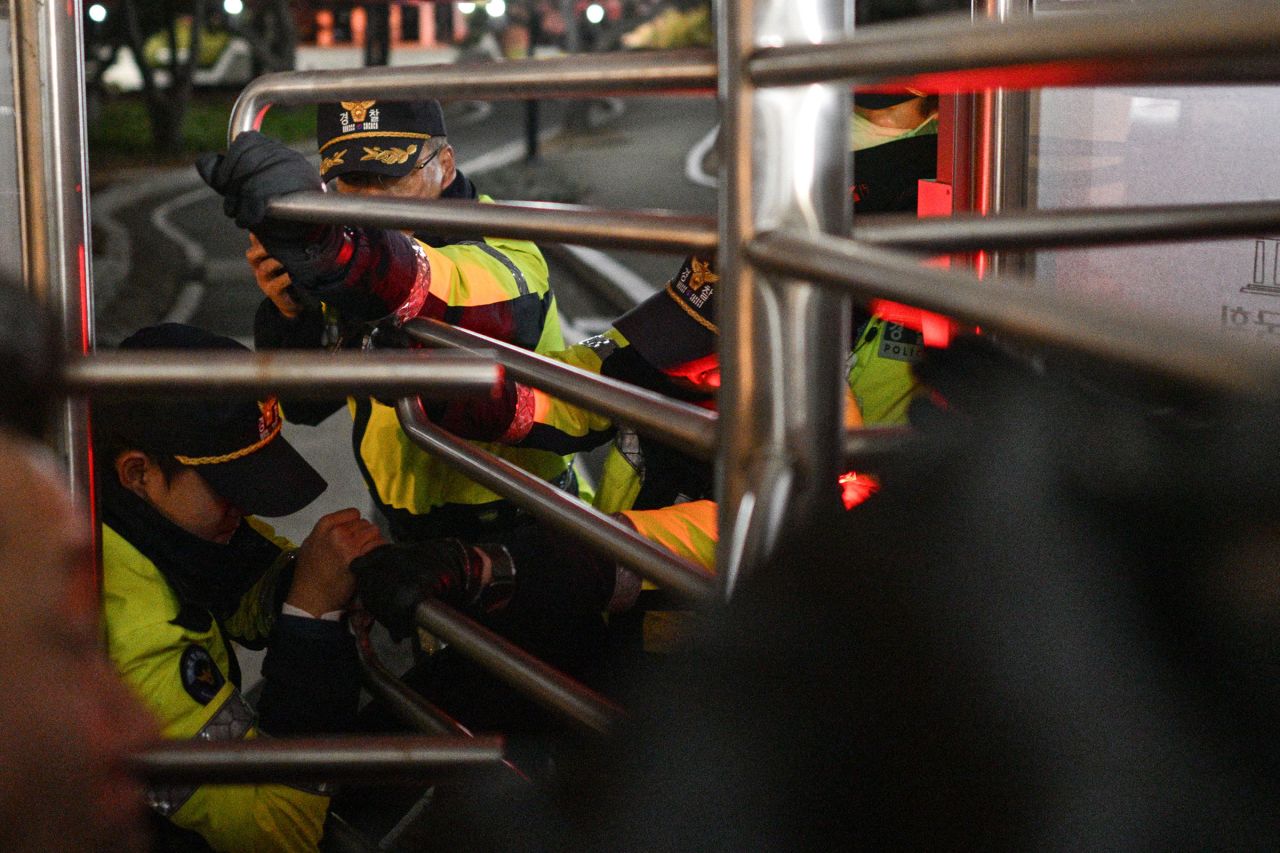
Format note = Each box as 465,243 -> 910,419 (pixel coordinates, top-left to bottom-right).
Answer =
501,523 -> 618,617
256,614 -> 361,736
252,298 -> 347,425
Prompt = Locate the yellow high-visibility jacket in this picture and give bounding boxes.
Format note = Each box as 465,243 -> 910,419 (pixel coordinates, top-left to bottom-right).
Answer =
102,520 -> 331,853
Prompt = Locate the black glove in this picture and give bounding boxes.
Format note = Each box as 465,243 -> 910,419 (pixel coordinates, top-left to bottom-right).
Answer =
195,131 -> 320,242
350,540 -> 488,641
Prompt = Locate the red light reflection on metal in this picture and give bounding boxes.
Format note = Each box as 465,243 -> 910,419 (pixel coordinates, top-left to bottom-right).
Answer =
888,59 -> 1126,95
662,351 -> 721,391
839,471 -> 879,510
253,104 -> 273,132
869,298 -> 958,348
77,242 -> 89,352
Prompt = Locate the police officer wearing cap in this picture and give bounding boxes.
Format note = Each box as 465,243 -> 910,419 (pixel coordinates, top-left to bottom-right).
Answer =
95,324 -> 386,852
197,99 -> 572,545
346,258 -> 725,668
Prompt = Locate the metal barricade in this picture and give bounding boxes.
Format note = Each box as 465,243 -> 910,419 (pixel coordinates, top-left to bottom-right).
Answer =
15,0 -> 1280,811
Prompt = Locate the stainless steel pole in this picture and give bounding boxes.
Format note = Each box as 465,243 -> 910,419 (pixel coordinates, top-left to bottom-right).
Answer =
851,201 -> 1280,253
415,600 -> 623,736
351,613 -> 474,738
968,0 -> 1031,278
747,0 -> 1280,89
748,230 -> 1280,397
716,0 -> 853,596
229,50 -> 718,139
63,350 -> 502,399
12,0 -> 94,502
265,192 -> 717,255
133,736 -> 506,786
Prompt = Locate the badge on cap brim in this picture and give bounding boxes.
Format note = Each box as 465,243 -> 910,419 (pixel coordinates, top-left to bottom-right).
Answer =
671,255 -> 718,313
342,100 -> 375,121
180,644 -> 225,705
340,100 -> 379,133
257,397 -> 281,441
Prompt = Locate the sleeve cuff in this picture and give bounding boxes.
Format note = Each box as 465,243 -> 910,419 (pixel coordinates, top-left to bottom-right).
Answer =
281,602 -> 345,622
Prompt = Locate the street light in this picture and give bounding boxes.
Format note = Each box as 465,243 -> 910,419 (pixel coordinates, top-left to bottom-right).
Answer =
223,0 -> 244,14
486,0 -> 506,17
585,3 -> 604,24
87,3 -> 107,22
458,2 -> 476,12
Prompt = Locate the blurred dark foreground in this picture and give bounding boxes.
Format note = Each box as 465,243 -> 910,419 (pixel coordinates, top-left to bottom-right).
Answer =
422,338 -> 1280,851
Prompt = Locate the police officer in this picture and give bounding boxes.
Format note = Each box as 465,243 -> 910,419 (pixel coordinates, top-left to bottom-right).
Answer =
95,324 -> 385,852
197,99 -> 572,545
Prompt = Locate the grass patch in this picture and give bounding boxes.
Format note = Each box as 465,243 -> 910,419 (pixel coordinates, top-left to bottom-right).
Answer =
89,90 -> 316,176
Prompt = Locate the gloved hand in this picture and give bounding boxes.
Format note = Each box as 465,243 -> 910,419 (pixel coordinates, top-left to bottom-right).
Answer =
196,131 -> 320,242
349,540 -> 488,641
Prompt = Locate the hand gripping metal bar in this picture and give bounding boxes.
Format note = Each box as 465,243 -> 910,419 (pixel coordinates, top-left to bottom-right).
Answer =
395,396 -> 717,604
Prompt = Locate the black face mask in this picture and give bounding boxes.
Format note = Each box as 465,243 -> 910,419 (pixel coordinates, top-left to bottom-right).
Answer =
99,472 -> 284,632
414,168 -> 481,247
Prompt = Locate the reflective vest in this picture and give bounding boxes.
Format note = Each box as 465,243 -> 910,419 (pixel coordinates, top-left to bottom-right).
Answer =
846,317 -> 925,426
101,521 -> 328,853
353,227 -> 572,541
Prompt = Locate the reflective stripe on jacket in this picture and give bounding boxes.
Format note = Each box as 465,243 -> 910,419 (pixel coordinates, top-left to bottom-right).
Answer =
846,317 -> 925,426
351,230 -> 573,535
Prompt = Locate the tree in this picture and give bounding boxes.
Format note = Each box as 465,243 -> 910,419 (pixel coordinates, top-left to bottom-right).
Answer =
363,3 -> 391,67
235,0 -> 299,77
118,0 -> 209,154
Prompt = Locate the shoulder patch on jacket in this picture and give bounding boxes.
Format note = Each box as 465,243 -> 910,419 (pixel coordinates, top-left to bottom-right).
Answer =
180,644 -> 225,705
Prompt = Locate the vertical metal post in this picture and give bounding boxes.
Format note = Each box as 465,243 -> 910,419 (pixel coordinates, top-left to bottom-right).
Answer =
716,0 -> 852,595
12,0 -> 95,503
967,0 -> 1033,277
560,0 -> 579,53
525,3 -> 541,161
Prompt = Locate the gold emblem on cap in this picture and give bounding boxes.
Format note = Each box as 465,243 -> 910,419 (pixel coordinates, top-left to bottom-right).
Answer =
341,100 -> 376,123
688,257 -> 719,292
361,144 -> 417,166
320,148 -> 347,176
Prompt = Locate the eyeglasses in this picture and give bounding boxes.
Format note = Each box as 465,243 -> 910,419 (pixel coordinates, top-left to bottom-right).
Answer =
328,144 -> 443,191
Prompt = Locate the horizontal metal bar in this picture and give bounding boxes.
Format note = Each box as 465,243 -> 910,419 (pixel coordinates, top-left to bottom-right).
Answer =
133,736 -> 505,786
267,194 -> 718,257
845,426 -> 919,470
750,1 -> 1280,90
351,613 -> 532,782
230,49 -> 717,139
396,397 -> 717,603
64,351 -> 502,400
416,599 -> 622,737
748,230 -> 1280,398
853,201 -> 1280,253
360,654 -> 469,736
352,613 -> 471,737
401,318 -> 718,460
